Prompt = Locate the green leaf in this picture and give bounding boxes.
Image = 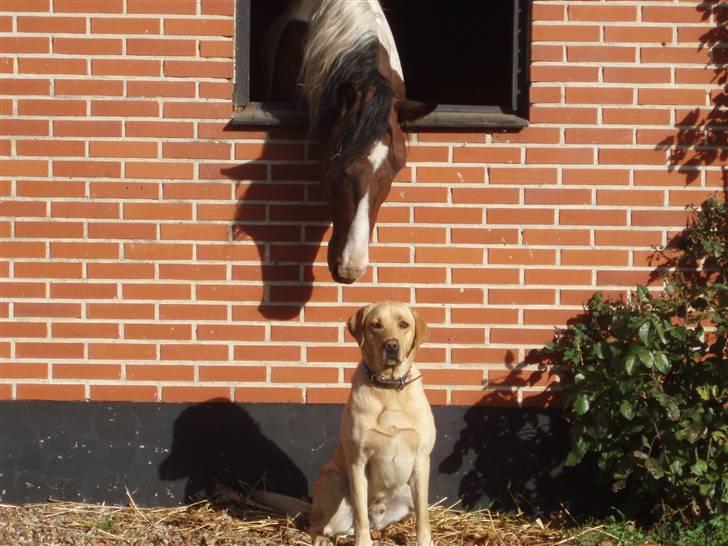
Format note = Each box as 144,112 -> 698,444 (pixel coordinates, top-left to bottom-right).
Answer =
654,352 -> 671,374
620,399 -> 634,420
625,355 -> 636,375
635,347 -> 654,368
691,459 -> 708,476
574,394 -> 590,415
638,321 -> 651,345
645,457 -> 665,479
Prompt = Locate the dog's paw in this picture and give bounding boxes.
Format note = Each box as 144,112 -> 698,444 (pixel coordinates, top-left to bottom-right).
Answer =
353,534 -> 373,546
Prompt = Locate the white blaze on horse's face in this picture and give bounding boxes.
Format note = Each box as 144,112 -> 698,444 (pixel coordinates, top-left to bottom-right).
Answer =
337,139 -> 389,282
339,189 -> 370,282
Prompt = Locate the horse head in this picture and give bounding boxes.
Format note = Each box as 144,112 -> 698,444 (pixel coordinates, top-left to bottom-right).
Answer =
302,1 -> 434,283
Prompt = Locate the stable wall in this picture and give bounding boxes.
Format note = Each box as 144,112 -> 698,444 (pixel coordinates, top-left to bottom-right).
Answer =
1,1 -> 725,407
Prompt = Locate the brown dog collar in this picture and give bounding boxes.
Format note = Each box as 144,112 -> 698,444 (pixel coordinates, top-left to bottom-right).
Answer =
364,365 -> 422,391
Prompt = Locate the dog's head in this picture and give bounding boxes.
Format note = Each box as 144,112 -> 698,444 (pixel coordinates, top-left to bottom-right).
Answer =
347,301 -> 428,375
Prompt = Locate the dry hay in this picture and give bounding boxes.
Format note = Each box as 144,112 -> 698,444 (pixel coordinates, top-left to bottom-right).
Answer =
0,493 -> 589,546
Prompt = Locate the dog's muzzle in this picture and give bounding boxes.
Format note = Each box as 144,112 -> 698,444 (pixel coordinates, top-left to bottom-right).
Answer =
383,338 -> 400,366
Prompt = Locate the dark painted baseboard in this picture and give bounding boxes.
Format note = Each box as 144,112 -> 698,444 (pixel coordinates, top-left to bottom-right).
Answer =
0,401 -> 608,514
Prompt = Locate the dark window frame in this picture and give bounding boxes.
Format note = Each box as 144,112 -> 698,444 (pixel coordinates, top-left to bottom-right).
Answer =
231,0 -> 530,129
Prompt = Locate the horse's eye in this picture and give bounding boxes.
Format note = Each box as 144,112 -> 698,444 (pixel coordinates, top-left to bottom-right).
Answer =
399,321 -> 409,329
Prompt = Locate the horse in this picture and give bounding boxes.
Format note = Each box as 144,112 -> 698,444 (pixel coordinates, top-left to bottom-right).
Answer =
262,0 -> 434,284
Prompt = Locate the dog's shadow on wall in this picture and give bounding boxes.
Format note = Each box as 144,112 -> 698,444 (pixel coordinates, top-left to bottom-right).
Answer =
159,399 -> 308,502
221,128 -> 331,320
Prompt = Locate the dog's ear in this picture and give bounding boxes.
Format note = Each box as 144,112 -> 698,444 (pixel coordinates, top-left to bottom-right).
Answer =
347,304 -> 372,347
409,309 -> 429,355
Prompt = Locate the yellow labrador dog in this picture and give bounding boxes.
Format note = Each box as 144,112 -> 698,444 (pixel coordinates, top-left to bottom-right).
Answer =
309,301 -> 435,546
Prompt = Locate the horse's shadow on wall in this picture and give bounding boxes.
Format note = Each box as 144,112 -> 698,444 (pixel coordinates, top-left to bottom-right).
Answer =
159,399 -> 308,502
221,128 -> 331,320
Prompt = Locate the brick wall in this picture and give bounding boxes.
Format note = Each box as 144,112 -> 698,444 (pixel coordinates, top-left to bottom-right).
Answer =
0,0 -> 725,407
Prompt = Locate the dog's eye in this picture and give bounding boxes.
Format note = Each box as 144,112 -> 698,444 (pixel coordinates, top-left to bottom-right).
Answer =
399,321 -> 409,329
370,322 -> 382,330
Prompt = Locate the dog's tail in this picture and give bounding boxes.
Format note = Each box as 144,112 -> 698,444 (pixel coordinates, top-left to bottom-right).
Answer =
250,490 -> 312,517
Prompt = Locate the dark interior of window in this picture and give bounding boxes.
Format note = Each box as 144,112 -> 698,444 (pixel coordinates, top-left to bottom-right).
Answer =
382,0 -> 514,109
239,0 -> 529,127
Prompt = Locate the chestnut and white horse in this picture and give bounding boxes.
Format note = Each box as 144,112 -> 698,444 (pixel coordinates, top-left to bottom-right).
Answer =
263,0 -> 433,284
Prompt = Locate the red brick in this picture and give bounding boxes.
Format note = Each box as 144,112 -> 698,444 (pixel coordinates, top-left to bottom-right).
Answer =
526,147 -> 593,165
451,390 -> 518,407
488,208 -> 554,225
236,387 -> 303,404
123,283 -> 191,300
52,322 -> 118,339
14,262 -> 82,279
125,121 -> 194,138
200,365 -> 266,383
451,188 -> 519,204
525,268 -> 592,285
127,365 -> 193,382
565,128 -> 633,145
91,386 -> 158,402
163,387 -> 231,403
53,37 -> 121,55
54,120 -> 121,137
160,304 -> 227,321
89,343 -> 156,360
163,60 -> 232,79
88,222 -> 156,239
91,17 -> 160,34
90,141 -> 158,159
19,58 -> 87,75
51,202 -> 119,219
16,342 -> 84,359
532,24 -> 600,42
160,344 -> 229,361
563,248 -> 629,266
18,98 -> 86,116
0,78 -> 51,96
416,166 -> 484,183
451,307 -> 519,325
92,59 -> 160,77
563,168 -> 630,186
0,36 -> 49,54
604,26 -> 672,44
54,79 -> 123,97
16,384 -> 85,401
569,4 -> 637,21
53,160 -> 121,178
50,242 -> 119,259
560,209 -> 627,226
126,162 -> 194,180
127,38 -> 196,57
567,46 -> 636,63
489,289 -> 555,305
164,18 -> 234,36
128,0 -> 196,14
197,324 -> 265,341
50,283 -> 116,300
488,249 -> 556,266
126,81 -> 195,98
522,229 -> 590,246
87,303 -> 154,320
0,362 -> 48,379
91,99 -> 159,117
163,142 -> 231,160
53,364 -> 120,380
416,247 -> 483,265
55,0 -> 122,13
489,167 -> 558,185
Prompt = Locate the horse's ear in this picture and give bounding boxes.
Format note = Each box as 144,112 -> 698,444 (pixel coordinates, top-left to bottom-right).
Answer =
395,99 -> 436,123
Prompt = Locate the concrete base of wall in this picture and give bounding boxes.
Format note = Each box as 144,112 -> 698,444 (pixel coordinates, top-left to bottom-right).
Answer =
0,401 -> 607,514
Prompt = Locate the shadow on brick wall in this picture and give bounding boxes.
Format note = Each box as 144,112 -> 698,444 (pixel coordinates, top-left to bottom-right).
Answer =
159,399 -> 308,503
222,132 -> 331,320
656,3 -> 727,186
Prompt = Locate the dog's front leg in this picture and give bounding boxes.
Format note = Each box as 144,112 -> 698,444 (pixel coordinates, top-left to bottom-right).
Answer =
411,455 -> 433,546
348,459 -> 372,546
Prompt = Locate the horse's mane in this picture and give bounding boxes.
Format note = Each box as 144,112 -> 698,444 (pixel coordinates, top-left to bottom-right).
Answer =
301,0 -> 394,178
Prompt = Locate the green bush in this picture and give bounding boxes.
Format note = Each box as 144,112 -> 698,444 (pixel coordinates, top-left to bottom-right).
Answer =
548,197 -> 727,519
